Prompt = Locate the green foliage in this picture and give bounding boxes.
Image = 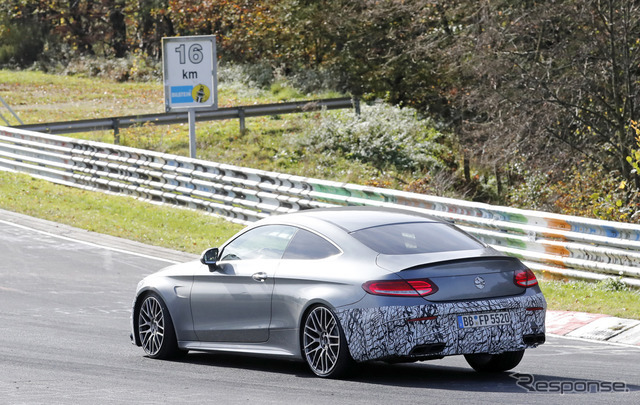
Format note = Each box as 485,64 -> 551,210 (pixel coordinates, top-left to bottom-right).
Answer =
506,167 -> 554,212
61,54 -> 161,82
218,62 -> 275,89
294,102 -> 449,175
0,0 -> 49,66
285,66 -> 345,95
164,0 -> 281,62
598,277 -> 630,293
627,121 -> 640,176
508,161 -> 640,222
269,81 -> 303,101
551,163 -> 639,222
0,22 -> 45,66
0,69 -> 164,124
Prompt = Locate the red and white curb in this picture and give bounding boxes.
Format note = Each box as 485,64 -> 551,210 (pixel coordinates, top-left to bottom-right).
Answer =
546,310 -> 640,346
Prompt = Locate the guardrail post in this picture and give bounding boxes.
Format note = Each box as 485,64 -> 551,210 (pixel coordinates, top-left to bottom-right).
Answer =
0,111 -> 9,126
0,95 -> 23,125
353,98 -> 361,116
113,118 -> 120,145
238,107 -> 246,135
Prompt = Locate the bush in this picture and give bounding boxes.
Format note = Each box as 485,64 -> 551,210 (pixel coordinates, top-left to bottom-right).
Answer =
218,62 -> 275,89
507,160 -> 640,222
598,277 -> 629,293
286,66 -> 346,95
217,62 -> 343,98
506,167 -> 555,211
293,102 -> 448,175
61,54 -> 161,82
0,22 -> 44,67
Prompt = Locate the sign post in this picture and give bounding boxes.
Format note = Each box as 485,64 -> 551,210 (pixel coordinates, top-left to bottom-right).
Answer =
162,35 -> 217,158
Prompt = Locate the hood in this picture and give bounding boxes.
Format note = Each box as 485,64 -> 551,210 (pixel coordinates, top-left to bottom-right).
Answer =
145,259 -> 203,279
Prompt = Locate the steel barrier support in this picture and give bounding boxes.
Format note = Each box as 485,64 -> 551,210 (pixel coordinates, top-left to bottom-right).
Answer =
13,98 -> 355,136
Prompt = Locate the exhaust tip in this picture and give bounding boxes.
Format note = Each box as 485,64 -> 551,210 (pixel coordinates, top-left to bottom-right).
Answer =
410,342 -> 446,356
523,333 -> 546,345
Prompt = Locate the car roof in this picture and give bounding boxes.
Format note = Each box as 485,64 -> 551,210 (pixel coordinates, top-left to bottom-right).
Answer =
268,206 -> 440,233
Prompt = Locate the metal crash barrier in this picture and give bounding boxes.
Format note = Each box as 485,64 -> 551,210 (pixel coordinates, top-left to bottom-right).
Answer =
2,126 -> 640,287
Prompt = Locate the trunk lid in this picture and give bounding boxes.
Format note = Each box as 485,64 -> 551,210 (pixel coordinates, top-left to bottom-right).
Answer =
385,255 -> 528,301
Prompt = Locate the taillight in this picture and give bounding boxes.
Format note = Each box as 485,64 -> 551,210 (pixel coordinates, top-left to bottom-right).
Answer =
362,279 -> 438,297
514,269 -> 538,287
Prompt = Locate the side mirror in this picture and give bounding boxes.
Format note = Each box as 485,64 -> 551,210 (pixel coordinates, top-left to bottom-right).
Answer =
200,248 -> 219,270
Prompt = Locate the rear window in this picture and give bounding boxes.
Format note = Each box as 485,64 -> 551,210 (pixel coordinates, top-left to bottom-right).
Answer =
350,222 -> 484,255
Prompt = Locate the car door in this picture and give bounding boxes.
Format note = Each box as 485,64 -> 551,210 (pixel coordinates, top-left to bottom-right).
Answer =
190,225 -> 297,343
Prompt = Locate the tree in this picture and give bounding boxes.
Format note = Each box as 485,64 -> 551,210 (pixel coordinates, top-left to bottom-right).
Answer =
454,0 -> 640,189
0,0 -> 49,65
165,0 -> 281,62
109,0 -> 128,58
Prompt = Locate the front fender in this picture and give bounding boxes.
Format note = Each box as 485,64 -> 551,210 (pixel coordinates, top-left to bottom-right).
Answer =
131,273 -> 196,345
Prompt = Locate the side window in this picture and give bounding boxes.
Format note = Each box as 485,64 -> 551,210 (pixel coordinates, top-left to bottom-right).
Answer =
219,225 -> 297,261
283,229 -> 341,260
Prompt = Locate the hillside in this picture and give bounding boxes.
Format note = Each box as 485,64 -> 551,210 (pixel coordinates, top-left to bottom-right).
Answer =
3,66 -> 639,222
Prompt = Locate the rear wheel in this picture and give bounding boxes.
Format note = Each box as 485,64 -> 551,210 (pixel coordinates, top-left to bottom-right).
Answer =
137,293 -> 183,359
464,350 -> 525,372
302,305 -> 353,378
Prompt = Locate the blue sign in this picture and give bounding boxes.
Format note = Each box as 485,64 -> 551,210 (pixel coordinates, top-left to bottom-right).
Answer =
170,86 -> 194,104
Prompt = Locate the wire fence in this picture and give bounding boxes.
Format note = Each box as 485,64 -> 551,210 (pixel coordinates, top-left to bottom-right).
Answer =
2,125 -> 640,287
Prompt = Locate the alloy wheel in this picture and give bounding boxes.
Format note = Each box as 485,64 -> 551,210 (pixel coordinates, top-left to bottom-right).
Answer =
303,306 -> 342,376
138,295 -> 165,356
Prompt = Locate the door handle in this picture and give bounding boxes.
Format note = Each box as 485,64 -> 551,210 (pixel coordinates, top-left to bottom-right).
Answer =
252,272 -> 267,282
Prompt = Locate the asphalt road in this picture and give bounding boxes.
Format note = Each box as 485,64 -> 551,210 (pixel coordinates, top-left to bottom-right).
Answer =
1,214 -> 639,404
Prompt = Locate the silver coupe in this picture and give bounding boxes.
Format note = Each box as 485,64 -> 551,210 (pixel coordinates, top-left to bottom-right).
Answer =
131,207 -> 546,378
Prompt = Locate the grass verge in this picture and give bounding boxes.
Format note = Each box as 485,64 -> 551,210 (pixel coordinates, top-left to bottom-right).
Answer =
0,171 -> 243,254
0,69 -> 440,191
1,171 -> 638,320
540,278 -> 640,320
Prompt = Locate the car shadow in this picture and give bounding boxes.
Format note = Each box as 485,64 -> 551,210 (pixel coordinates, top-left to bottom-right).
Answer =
175,352 -> 309,376
350,362 -> 639,393
168,352 -> 640,393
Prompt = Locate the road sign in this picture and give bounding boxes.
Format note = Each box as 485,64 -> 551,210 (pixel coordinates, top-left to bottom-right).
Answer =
162,35 -> 217,112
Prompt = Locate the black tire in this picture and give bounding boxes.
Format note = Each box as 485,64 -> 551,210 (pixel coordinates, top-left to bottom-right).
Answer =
464,350 -> 525,372
302,305 -> 354,378
137,293 -> 183,359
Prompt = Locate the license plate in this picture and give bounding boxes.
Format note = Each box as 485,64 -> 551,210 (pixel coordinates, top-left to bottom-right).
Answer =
457,312 -> 511,329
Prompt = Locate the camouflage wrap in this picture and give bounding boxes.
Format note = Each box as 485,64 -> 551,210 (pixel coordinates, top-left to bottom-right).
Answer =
336,293 -> 546,362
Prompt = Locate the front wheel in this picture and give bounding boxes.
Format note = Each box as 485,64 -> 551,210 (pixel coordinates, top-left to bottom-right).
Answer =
302,305 -> 354,378
464,350 -> 525,372
137,293 -> 183,359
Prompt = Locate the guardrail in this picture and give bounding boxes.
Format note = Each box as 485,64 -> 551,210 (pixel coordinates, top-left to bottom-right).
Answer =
1,126 -> 640,287
14,98 -> 356,140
